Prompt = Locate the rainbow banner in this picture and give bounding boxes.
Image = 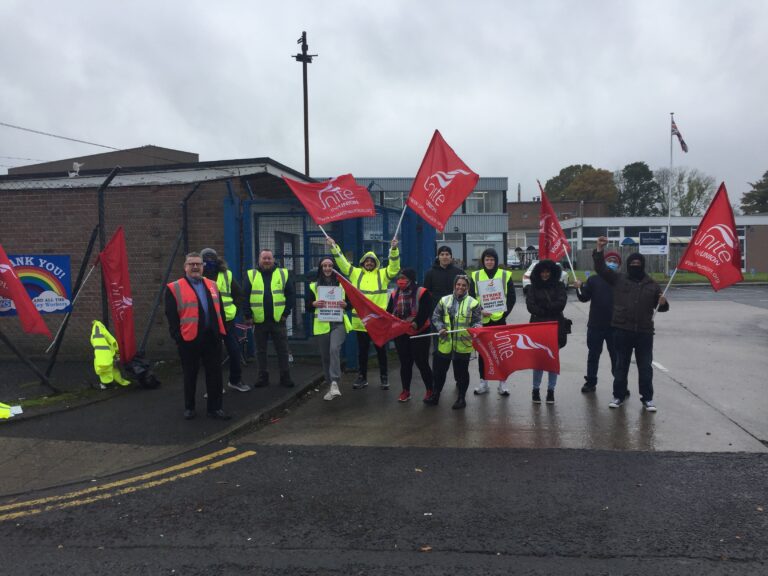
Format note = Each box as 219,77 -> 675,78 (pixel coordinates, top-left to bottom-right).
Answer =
0,254 -> 72,315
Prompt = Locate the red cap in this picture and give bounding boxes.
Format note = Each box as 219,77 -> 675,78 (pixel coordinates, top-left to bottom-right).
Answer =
605,251 -> 622,264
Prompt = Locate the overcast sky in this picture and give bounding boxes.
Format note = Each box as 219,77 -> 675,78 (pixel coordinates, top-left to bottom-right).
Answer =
1,0 -> 766,201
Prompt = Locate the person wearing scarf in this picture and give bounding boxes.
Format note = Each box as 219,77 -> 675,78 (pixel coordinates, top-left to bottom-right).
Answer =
386,268 -> 433,403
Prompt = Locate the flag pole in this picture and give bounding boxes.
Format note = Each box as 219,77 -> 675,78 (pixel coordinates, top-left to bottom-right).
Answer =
391,204 -> 408,242
562,249 -> 578,285
317,224 -> 331,241
45,263 -> 98,354
410,329 -> 463,340
652,267 -> 677,319
666,112 -> 674,277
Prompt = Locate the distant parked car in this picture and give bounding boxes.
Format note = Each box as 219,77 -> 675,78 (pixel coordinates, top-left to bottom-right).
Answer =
522,260 -> 569,295
506,251 -> 522,269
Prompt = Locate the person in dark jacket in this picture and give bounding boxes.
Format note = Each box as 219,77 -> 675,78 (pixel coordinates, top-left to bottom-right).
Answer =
594,236 -> 669,412
423,246 -> 464,356
574,251 -> 621,394
387,268 -> 434,403
469,247 -> 516,396
526,259 -> 567,404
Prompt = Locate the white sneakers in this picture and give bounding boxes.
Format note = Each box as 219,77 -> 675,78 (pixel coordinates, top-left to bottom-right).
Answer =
474,380 -> 490,395
498,382 -> 510,396
324,381 -> 342,401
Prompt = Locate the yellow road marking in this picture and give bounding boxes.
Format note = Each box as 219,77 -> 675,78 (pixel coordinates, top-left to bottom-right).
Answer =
0,446 -> 238,513
0,450 -> 256,522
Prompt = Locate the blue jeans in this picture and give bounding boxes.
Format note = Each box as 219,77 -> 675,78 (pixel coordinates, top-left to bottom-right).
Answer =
585,326 -> 616,387
532,370 -> 558,391
612,328 -> 654,402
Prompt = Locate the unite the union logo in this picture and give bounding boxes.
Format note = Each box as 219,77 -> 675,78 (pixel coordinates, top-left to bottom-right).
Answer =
318,179 -> 357,210
424,169 -> 471,208
694,224 -> 737,264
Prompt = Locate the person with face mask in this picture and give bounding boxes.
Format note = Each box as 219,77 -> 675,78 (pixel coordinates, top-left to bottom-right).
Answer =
200,248 -> 249,393
428,275 -> 482,409
469,248 -> 516,396
308,257 -> 351,401
386,268 -> 434,403
327,236 -> 400,391
574,251 -> 621,394
594,236 -> 669,412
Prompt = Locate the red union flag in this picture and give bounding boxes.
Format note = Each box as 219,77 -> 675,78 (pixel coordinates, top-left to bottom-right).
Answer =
406,130 -> 479,231
334,272 -> 415,347
537,183 -> 571,260
468,322 -> 560,380
98,227 -> 136,363
283,174 -> 376,225
671,118 -> 689,153
677,183 -> 743,291
0,244 -> 52,338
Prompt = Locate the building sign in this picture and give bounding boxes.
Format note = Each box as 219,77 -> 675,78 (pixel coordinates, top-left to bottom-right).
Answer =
639,232 -> 668,255
0,255 -> 72,315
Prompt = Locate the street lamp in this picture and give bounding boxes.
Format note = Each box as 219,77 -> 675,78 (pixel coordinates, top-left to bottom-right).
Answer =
293,31 -> 317,177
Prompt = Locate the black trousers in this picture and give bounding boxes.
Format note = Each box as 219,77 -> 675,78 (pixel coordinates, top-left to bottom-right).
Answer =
178,329 -> 223,412
433,352 -> 471,400
253,320 -> 291,376
585,326 -> 616,387
223,320 -> 242,385
393,334 -> 433,392
356,331 -> 388,379
612,328 -> 654,402
478,317 -> 507,379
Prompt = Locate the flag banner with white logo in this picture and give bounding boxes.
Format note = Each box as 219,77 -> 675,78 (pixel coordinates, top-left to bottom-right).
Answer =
537,185 -> 571,261
677,182 -> 743,291
316,285 -> 343,322
98,226 -> 136,363
0,244 -> 52,338
283,174 -> 377,225
468,322 -> 560,380
406,130 -> 479,232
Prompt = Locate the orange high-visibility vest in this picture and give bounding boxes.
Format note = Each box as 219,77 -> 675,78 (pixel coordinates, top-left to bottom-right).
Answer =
167,277 -> 226,341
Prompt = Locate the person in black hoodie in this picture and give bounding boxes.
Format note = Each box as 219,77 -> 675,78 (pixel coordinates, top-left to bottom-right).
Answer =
526,259 -> 567,404
387,268 -> 434,403
594,236 -> 669,412
574,250 -> 621,394
423,246 -> 464,357
469,247 -> 516,396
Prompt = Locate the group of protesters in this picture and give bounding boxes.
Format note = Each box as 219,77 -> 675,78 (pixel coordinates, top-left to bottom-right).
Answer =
164,234 -> 669,420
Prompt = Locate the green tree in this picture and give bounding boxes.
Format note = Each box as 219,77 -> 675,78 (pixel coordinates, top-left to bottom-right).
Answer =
655,167 -> 716,216
562,168 -> 618,206
614,162 -> 664,216
544,164 -> 593,200
741,170 -> 768,214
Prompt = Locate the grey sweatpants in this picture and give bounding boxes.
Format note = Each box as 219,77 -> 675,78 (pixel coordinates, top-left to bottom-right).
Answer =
317,322 -> 347,385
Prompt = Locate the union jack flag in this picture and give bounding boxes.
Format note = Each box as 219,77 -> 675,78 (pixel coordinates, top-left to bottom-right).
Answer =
671,119 -> 689,153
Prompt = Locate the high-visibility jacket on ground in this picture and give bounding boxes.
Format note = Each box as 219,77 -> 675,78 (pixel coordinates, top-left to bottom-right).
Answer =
471,268 -> 511,324
331,244 -> 400,332
436,294 -> 480,355
247,268 -> 288,324
90,320 -> 131,386
216,270 -> 237,322
166,277 -> 226,341
309,282 -> 352,335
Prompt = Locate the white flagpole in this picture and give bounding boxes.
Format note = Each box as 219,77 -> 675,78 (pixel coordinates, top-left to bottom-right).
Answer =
45,263 -> 98,353
562,248 -> 578,285
666,112 -> 674,277
317,224 -> 331,240
653,267 -> 677,320
410,328 -> 463,340
391,204 -> 408,242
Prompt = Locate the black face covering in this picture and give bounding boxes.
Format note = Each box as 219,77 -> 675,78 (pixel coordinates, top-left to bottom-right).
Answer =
627,264 -> 644,280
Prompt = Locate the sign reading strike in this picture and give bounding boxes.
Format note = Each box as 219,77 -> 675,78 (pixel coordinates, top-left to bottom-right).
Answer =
316,285 -> 343,322
0,254 -> 72,316
477,278 -> 505,313
283,174 -> 376,225
406,130 -> 479,232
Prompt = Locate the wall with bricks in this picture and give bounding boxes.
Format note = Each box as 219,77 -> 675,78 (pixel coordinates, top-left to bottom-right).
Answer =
0,178 -> 248,361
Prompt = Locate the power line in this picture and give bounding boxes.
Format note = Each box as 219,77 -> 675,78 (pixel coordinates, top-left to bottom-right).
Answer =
0,155 -> 45,161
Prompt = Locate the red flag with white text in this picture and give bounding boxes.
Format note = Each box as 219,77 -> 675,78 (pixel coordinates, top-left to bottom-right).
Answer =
468,322 -> 560,380
537,183 -> 571,261
677,183 -> 742,291
406,130 -> 479,231
0,244 -> 52,338
334,272 -> 415,347
283,174 -> 376,225
98,227 -> 136,363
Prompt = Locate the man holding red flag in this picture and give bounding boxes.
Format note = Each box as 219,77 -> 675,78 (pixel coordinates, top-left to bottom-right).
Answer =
677,183 -> 743,291
406,130 -> 479,232
0,244 -> 51,338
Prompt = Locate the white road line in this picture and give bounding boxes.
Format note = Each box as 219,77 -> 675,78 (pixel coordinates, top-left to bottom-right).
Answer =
652,361 -> 668,372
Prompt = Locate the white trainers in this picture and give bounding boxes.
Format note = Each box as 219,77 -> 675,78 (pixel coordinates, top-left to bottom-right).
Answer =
474,380 -> 490,395
324,381 -> 342,401
642,400 -> 657,412
608,397 -> 624,408
227,381 -> 251,392
498,383 -> 510,396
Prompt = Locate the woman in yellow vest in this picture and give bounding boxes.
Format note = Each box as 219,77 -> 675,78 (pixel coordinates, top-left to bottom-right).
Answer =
308,257 -> 351,401
428,275 -> 482,409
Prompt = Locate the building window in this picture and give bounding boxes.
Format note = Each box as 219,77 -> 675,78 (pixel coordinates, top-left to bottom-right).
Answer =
607,227 -> 621,238
465,190 -> 503,213
582,227 -> 607,238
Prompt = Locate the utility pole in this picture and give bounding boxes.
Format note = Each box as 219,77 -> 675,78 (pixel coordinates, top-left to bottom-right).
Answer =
293,31 -> 317,177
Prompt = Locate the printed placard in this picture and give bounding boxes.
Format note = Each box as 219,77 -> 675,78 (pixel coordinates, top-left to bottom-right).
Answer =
0,254 -> 72,315
477,278 -> 505,314
317,285 -> 343,322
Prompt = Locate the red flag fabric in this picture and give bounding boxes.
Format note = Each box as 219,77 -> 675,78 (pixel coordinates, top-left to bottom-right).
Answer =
671,119 -> 689,153
0,244 -> 52,338
406,130 -> 479,232
468,322 -> 560,380
537,183 -> 571,261
677,183 -> 743,291
283,174 -> 376,225
98,227 -> 136,363
334,272 -> 415,347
